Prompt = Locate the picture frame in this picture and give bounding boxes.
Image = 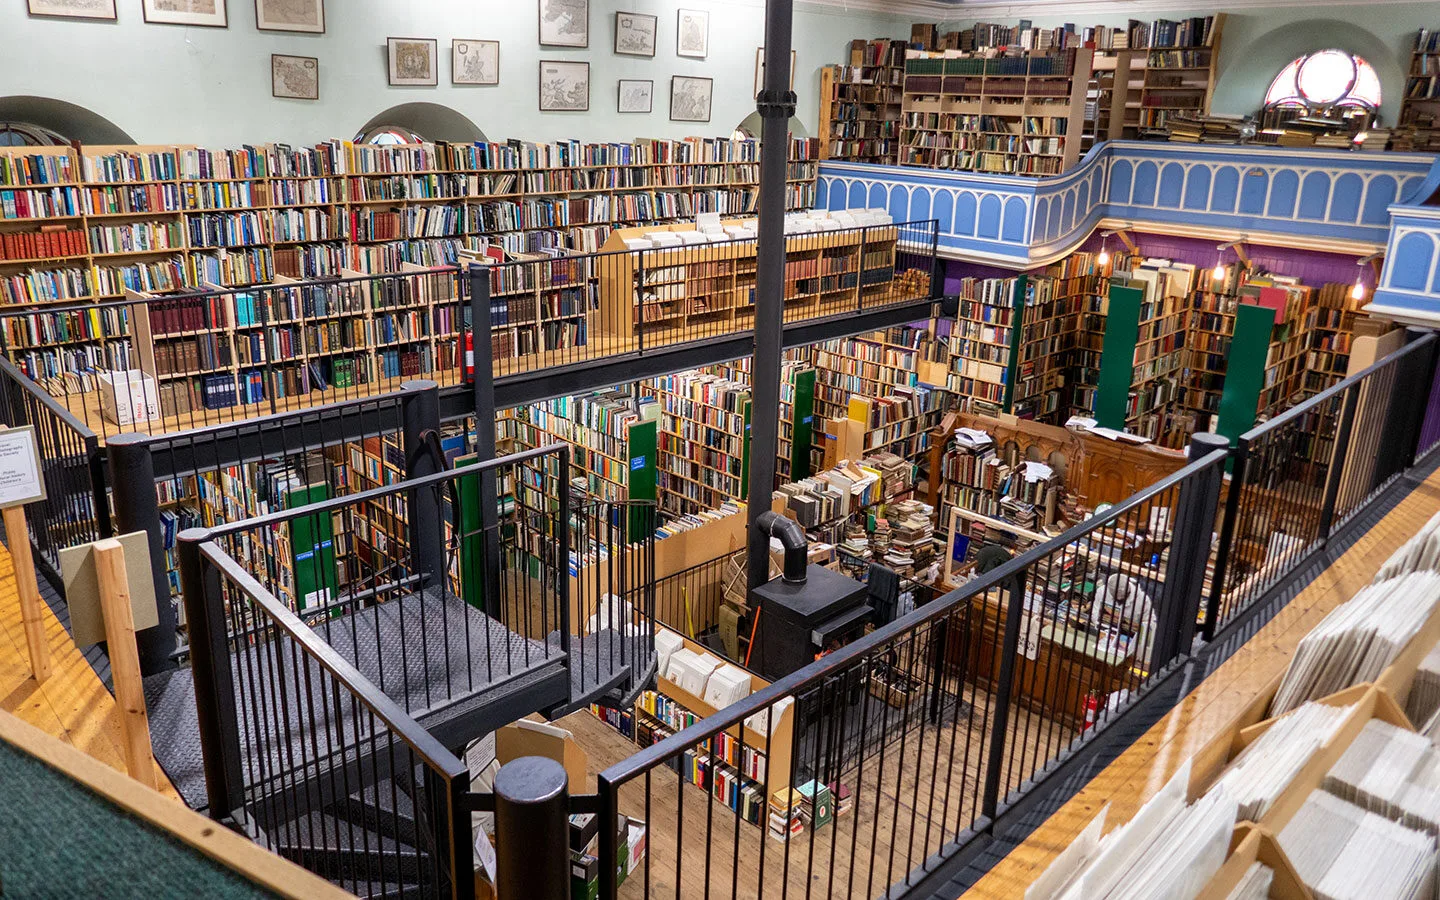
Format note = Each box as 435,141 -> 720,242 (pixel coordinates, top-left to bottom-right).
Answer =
388,37 -> 438,87
452,39 -> 500,85
670,75 -> 712,122
754,47 -> 797,98
539,60 -> 590,112
538,0 -> 588,49
613,12 -> 656,58
26,0 -> 116,21
675,9 -> 708,58
142,0 -> 226,27
617,79 -> 654,114
271,54 -> 319,100
255,0 -> 323,34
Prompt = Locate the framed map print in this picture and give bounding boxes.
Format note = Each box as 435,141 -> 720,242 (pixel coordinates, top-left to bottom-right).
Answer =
453,39 -> 499,85
142,0 -> 227,27
271,54 -> 319,100
670,75 -> 712,122
388,37 -> 438,86
255,0 -> 323,33
539,61 -> 589,111
26,0 -> 117,21
754,47 -> 797,98
618,79 -> 653,113
539,0 -> 588,48
614,12 -> 656,57
676,9 -> 707,58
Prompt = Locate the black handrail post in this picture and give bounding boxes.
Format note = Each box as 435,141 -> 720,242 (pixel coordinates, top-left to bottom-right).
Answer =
636,248 -> 647,355
927,614 -> 949,725
86,434 -> 113,539
856,225 -> 868,314
746,0 -> 796,592
929,218 -> 941,300
495,757 -> 570,900
401,379 -> 443,588
558,446 -> 573,658
1155,436 -> 1227,665
107,432 -> 176,675
176,530 -> 246,826
468,262 -> 503,617
1203,438 -> 1248,641
597,772 -> 620,900
1317,385 -> 1359,543
981,569 -> 1026,820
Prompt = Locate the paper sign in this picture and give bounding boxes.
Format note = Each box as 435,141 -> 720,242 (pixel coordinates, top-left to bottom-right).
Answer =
59,531 -> 159,647
0,426 -> 45,509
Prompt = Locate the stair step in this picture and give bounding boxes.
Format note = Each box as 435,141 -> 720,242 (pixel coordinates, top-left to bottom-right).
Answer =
338,878 -> 425,900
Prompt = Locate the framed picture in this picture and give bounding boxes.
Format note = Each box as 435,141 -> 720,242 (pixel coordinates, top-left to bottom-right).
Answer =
539,61 -> 590,111
453,39 -> 499,85
613,12 -> 655,57
142,0 -> 227,27
388,37 -> 438,86
618,79 -> 653,114
670,75 -> 712,122
255,0 -> 322,33
271,54 -> 319,100
676,9 -> 708,58
26,0 -> 116,21
538,0 -> 587,48
754,48 -> 797,98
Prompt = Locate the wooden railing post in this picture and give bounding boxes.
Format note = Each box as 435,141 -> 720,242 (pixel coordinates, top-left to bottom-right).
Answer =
93,538 -> 158,789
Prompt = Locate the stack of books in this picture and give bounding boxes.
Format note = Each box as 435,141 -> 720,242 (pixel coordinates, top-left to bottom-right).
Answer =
1164,114 -> 1247,144
768,789 -> 805,842
1279,790 -> 1436,899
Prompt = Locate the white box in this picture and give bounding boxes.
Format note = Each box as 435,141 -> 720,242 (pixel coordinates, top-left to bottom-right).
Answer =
98,371 -> 159,426
703,664 -> 752,708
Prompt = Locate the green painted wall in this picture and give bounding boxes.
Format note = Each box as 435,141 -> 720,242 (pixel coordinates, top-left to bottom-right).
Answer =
940,3 -> 1440,126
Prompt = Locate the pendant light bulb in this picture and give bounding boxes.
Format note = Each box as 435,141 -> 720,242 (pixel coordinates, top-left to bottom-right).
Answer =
1351,277 -> 1366,301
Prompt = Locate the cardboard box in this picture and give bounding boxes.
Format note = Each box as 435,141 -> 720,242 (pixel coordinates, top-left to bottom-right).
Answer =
570,850 -> 599,900
625,817 -> 648,879
98,370 -> 158,426
496,719 -> 588,791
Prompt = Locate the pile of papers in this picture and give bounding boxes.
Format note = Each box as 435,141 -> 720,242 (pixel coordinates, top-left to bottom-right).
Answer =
1270,573 -> 1440,715
1374,511 -> 1440,582
1279,790 -> 1436,899
1227,863 -> 1274,900
777,462 -> 881,530
1025,761 -> 1237,900
1323,718 -> 1440,832
1210,700 -> 1350,822
1408,642 -> 1440,728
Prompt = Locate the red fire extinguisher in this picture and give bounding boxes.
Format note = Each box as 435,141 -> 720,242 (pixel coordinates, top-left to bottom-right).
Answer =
462,329 -> 474,380
1082,690 -> 1100,732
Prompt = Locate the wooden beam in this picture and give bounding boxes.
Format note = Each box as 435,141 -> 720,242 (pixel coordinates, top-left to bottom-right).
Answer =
2,505 -> 50,682
93,538 -> 157,790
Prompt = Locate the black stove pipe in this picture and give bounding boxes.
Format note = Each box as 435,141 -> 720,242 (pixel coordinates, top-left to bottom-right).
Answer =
756,511 -> 807,584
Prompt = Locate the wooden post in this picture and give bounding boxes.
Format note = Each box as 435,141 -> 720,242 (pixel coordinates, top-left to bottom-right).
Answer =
93,538 -> 158,789
3,504 -> 50,682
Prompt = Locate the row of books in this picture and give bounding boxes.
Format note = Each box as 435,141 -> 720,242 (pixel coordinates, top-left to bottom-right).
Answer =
0,227 -> 87,261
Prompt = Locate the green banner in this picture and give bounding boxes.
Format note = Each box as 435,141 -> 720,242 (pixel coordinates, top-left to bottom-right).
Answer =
1094,284 -> 1144,431
286,482 -> 336,612
1001,276 -> 1027,412
627,419 -> 657,537
790,368 -> 816,480
455,454 -> 483,608
1215,303 -> 1279,445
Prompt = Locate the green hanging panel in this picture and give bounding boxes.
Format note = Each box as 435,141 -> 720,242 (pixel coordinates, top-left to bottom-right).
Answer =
1215,303 -> 1279,444
286,482 -> 336,612
789,368 -> 816,480
1001,275 -> 1027,412
1094,283 -> 1144,431
626,419 -> 657,538
455,454 -> 483,609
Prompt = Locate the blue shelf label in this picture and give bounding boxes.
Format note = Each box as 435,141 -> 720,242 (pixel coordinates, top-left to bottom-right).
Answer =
802,416 -> 813,424
630,456 -> 646,471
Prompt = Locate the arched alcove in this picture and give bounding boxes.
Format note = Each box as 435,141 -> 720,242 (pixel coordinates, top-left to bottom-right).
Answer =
730,112 -> 809,140
0,96 -> 133,144
1213,20 -> 1401,122
356,103 -> 488,144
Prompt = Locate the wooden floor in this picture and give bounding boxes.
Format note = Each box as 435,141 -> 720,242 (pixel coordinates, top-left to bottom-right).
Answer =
960,466 -> 1440,900
0,538 -> 181,803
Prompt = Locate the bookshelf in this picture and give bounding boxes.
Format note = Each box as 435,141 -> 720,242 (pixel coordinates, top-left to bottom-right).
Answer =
597,221 -> 902,338
949,276 -> 1022,413
818,39 -> 907,164
1083,50 -> 1143,147
1398,29 -> 1440,153
508,389 -> 658,512
1136,15 -> 1226,137
643,371 -> 751,518
701,358 -> 817,484
0,136 -> 821,314
899,49 -> 1094,175
1117,259 -> 1195,445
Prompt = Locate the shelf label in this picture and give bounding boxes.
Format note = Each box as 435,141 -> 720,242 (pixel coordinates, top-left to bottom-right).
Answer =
630,455 -> 647,471
0,426 -> 45,509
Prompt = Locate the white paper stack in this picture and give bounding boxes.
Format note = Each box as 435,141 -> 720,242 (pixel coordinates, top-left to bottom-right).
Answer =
677,230 -> 708,245
1279,790 -> 1437,900
666,648 -> 721,696
1374,511 -> 1440,582
1407,641 -> 1440,727
1323,718 -> 1433,819
654,629 -> 685,680
1029,762 -> 1239,900
1270,573 -> 1440,716
1224,863 -> 1273,900
702,664 -> 752,708
622,237 -> 654,250
743,696 -> 793,737
586,593 -> 640,637
646,231 -> 682,247
1210,700 -> 1350,822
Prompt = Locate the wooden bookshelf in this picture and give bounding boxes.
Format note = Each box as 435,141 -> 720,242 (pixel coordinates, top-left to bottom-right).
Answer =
949,276 -> 1021,412
1117,259 -> 1195,445
899,49 -> 1094,176
1136,15 -> 1226,137
1083,50 -> 1143,147
1399,30 -> 1440,153
818,39 -> 907,164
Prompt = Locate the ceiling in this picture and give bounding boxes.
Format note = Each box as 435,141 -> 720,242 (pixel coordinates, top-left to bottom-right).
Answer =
803,0 -> 1414,20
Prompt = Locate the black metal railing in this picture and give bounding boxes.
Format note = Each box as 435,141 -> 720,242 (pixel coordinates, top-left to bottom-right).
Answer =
0,355 -> 111,577
594,445 -> 1229,899
1204,331 -> 1440,636
651,549 -> 746,641
0,220 -> 940,441
182,537 -> 473,900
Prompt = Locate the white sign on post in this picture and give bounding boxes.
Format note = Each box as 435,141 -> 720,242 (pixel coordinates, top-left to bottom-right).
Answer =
0,426 -> 45,509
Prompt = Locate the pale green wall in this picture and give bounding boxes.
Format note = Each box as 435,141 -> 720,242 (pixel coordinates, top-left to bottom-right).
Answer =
935,3 -> 1439,126
0,0 -> 907,146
